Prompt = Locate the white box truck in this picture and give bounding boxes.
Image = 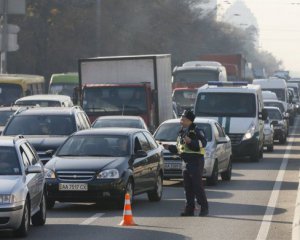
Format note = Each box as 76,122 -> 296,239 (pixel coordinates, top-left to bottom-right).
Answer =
77,54 -> 173,130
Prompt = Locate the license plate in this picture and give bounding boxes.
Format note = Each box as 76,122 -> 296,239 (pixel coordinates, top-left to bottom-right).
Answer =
59,183 -> 88,191
165,163 -> 182,170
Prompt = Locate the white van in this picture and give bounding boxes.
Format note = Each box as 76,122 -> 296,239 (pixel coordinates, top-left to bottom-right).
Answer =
194,82 -> 267,162
262,91 -> 278,100
172,61 -> 227,89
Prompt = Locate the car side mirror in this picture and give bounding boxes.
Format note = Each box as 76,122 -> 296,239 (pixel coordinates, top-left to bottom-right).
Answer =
134,150 -> 147,158
26,165 -> 42,174
45,149 -> 55,157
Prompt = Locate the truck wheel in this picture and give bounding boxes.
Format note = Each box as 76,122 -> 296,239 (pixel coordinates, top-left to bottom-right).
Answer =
14,199 -> 30,238
148,173 -> 163,202
32,193 -> 46,226
221,158 -> 232,181
207,161 -> 218,186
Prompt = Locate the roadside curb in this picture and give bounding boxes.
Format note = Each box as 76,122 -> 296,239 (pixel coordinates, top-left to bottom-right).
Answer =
292,169 -> 300,240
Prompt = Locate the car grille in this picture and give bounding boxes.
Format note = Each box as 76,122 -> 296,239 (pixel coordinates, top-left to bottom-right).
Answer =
227,134 -> 244,145
163,152 -> 181,161
0,217 -> 9,224
56,171 -> 96,182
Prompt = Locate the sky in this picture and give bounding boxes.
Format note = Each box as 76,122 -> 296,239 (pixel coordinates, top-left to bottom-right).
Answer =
219,0 -> 300,77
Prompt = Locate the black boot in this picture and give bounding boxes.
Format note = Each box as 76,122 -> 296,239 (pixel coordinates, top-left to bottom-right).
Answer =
199,208 -> 209,217
180,210 -> 194,217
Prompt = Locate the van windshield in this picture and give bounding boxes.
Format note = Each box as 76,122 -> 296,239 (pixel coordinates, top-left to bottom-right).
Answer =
173,70 -> 219,84
262,88 -> 285,102
195,93 -> 256,117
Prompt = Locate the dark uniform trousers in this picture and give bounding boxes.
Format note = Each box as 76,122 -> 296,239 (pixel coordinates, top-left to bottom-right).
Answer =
182,153 -> 208,212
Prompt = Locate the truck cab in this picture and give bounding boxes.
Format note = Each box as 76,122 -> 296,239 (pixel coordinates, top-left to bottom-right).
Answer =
172,61 -> 227,89
194,82 -> 267,162
172,88 -> 197,116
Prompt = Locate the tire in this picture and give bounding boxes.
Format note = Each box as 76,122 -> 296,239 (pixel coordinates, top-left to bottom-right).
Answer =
14,199 -> 30,238
32,193 -> 46,226
116,178 -> 134,209
207,160 -> 218,186
267,145 -> 274,152
221,158 -> 232,181
147,173 -> 163,202
46,199 -> 55,210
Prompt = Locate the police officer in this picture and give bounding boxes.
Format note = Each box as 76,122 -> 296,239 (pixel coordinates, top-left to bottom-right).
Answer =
164,110 -> 209,216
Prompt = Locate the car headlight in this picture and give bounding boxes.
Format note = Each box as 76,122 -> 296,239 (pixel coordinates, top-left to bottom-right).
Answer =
97,169 -> 119,179
0,194 -> 15,204
45,168 -> 56,179
243,122 -> 256,141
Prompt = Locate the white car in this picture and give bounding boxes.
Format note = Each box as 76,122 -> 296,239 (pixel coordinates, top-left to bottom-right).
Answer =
154,118 -> 232,186
0,136 -> 46,237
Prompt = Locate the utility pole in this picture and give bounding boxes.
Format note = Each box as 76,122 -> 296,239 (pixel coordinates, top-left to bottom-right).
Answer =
0,0 -> 8,73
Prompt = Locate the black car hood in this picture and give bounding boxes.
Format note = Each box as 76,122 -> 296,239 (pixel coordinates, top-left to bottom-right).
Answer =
25,136 -> 68,151
46,156 -> 128,172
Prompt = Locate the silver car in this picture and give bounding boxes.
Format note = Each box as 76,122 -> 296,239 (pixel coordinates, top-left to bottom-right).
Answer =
0,136 -> 46,237
263,118 -> 274,152
154,118 -> 232,186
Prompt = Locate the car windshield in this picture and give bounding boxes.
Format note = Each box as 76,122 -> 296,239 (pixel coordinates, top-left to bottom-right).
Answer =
0,110 -> 15,126
173,90 -> 197,107
0,147 -> 21,175
57,135 -> 130,157
49,84 -> 77,97
0,84 -> 23,106
93,119 -> 143,129
83,87 -> 147,114
266,109 -> 282,120
154,122 -> 212,142
262,88 -> 285,102
264,102 -> 285,113
195,93 -> 256,117
4,115 -> 76,136
16,100 -> 61,107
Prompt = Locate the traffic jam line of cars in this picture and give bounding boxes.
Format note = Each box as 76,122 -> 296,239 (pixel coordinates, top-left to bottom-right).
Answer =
1,75 -> 300,237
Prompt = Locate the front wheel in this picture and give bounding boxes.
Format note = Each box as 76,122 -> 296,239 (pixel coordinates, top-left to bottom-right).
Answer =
221,158 -> 232,181
14,199 -> 30,238
116,179 -> 134,209
206,160 -> 218,186
147,174 -> 163,202
32,193 -> 46,226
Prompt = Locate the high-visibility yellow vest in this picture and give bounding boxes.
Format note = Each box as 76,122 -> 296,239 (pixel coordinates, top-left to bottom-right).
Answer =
176,135 -> 205,155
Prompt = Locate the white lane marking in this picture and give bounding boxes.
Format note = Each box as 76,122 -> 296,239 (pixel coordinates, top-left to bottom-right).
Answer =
292,169 -> 300,240
256,127 -> 296,240
79,213 -> 105,225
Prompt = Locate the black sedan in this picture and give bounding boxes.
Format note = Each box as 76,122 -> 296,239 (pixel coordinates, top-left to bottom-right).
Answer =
45,128 -> 164,209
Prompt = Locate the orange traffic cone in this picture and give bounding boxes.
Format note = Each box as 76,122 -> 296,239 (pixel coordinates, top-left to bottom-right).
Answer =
119,193 -> 137,226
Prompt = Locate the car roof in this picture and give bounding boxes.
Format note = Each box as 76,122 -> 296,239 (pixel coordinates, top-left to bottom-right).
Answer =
263,99 -> 284,104
160,117 -> 215,125
13,107 -> 80,116
95,115 -> 143,121
16,94 -> 71,102
0,136 -> 24,147
198,83 -> 261,93
265,106 -> 281,111
74,128 -> 148,136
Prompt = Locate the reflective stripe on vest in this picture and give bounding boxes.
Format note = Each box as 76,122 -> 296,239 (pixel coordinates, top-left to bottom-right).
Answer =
177,137 -> 205,155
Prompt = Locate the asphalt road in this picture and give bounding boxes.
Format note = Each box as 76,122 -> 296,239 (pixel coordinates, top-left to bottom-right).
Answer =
1,118 -> 300,240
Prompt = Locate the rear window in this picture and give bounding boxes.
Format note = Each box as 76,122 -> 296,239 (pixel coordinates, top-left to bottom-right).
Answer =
154,122 -> 212,142
4,115 -> 76,136
16,100 -> 61,107
93,119 -> 143,129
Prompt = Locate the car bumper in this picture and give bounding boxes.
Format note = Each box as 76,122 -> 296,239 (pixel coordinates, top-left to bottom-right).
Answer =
273,128 -> 284,140
264,133 -> 273,146
0,205 -> 24,230
46,178 -> 127,203
232,136 -> 259,158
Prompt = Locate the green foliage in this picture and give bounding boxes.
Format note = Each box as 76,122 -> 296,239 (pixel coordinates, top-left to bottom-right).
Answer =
7,0 -> 280,83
